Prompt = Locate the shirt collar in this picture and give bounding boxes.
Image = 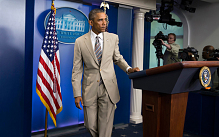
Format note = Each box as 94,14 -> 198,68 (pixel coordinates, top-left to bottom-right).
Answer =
91,30 -> 103,40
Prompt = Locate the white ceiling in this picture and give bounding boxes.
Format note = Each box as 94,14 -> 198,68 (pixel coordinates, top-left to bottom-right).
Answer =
201,0 -> 219,3
156,0 -> 219,4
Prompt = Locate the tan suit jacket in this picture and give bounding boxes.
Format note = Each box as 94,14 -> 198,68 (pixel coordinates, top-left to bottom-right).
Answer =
72,31 -> 130,106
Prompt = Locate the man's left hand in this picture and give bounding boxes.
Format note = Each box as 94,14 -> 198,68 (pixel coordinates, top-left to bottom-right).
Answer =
128,67 -> 140,73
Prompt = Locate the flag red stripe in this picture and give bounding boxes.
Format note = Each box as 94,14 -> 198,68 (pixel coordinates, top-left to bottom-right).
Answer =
39,55 -> 54,81
38,70 -> 59,108
38,69 -> 60,109
36,82 -> 56,119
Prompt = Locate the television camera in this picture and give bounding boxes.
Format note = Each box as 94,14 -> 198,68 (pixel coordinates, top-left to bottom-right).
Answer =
180,0 -> 196,13
213,49 -> 219,58
145,0 -> 196,27
207,49 -> 219,61
178,47 -> 199,61
152,31 -> 168,66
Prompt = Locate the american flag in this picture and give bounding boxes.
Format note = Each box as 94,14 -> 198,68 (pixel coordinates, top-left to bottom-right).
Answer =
36,3 -> 62,127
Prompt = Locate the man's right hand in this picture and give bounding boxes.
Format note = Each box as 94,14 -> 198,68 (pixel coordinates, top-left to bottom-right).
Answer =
75,96 -> 83,110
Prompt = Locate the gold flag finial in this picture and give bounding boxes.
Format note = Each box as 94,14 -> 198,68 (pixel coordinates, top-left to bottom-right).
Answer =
100,1 -> 109,30
100,1 -> 109,13
51,0 -> 56,14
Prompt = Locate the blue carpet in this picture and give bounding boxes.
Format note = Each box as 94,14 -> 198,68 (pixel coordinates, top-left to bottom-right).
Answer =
63,123 -> 142,137
111,123 -> 143,137
62,123 -> 203,137
31,123 -> 205,137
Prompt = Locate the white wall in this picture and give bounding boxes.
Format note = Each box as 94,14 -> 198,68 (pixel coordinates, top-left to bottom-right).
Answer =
182,0 -> 219,58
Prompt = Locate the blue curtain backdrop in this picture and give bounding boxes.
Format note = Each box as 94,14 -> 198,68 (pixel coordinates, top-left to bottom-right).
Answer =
144,13 -> 151,70
0,0 -> 34,136
114,6 -> 133,125
25,0 -> 35,136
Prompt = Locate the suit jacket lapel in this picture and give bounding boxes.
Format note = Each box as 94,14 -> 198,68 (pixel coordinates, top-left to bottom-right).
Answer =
84,31 -> 99,65
101,32 -> 110,67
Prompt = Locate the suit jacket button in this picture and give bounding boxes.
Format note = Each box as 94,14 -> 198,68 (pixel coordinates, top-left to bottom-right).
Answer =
97,80 -> 99,82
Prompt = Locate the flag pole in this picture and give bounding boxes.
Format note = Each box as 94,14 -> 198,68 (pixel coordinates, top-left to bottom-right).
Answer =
44,109 -> 48,137
44,1 -> 55,136
44,0 -> 55,136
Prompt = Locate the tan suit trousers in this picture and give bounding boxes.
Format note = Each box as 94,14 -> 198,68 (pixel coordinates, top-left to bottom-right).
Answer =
83,83 -> 115,137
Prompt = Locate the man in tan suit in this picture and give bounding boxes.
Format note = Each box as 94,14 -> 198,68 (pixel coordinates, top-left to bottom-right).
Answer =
72,9 -> 139,137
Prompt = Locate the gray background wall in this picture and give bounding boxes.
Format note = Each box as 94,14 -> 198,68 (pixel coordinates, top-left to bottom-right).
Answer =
182,0 -> 219,55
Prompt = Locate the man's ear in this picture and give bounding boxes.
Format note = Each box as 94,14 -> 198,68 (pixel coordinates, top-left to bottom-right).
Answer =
88,20 -> 93,26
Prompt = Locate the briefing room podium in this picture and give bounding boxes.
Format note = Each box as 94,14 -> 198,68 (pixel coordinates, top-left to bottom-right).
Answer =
129,61 -> 219,137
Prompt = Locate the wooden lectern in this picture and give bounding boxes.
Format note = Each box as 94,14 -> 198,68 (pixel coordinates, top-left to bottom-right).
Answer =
129,61 -> 219,137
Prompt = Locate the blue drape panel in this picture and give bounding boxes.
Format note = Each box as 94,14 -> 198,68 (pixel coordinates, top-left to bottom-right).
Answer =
114,6 -> 133,125
144,16 -> 151,70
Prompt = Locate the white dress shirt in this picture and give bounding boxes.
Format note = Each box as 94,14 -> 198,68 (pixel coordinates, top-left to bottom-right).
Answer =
90,30 -> 103,51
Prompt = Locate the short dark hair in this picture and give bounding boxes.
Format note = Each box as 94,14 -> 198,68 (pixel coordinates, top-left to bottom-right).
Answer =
89,9 -> 104,21
168,33 -> 176,41
203,45 -> 215,55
